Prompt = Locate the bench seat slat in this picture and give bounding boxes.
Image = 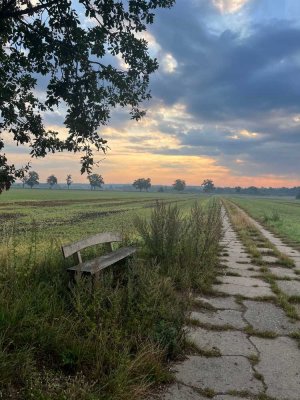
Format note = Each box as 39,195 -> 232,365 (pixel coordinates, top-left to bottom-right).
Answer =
67,246 -> 136,274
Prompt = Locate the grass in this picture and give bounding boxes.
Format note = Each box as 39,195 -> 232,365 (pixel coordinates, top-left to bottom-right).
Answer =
230,196 -> 300,246
244,326 -> 278,338
187,319 -> 235,331
0,189 -> 200,243
0,190 -> 222,399
223,200 -> 300,321
185,340 -> 221,357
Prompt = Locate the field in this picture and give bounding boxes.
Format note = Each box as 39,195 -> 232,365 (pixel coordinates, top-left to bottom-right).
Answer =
230,196 -> 300,247
0,189 -> 198,242
0,188 -> 221,400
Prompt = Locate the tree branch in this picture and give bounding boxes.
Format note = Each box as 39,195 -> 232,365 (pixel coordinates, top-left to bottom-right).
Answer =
0,0 -> 57,19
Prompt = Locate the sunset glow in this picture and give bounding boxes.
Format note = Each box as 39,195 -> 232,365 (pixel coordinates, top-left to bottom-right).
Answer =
4,0 -> 300,188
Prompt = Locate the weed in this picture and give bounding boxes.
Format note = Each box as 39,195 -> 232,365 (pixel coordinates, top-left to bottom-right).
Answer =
187,319 -> 234,331
248,353 -> 260,364
244,326 -> 278,338
185,340 -> 221,357
134,200 -> 222,291
254,372 -> 264,381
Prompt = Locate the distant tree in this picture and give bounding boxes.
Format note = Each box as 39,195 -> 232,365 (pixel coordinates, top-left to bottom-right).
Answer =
88,174 -> 104,190
133,178 -> 144,191
173,179 -> 186,192
47,175 -> 57,189
158,186 -> 164,193
247,186 -> 259,195
133,178 -> 151,192
66,174 -> 72,189
201,179 -> 215,193
25,171 -> 39,189
296,192 -> 300,200
144,178 -> 151,192
21,175 -> 27,189
235,186 -> 242,194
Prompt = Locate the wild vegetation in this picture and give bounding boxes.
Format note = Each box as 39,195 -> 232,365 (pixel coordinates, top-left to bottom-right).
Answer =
230,196 -> 300,247
223,200 -> 299,320
0,189 -> 221,399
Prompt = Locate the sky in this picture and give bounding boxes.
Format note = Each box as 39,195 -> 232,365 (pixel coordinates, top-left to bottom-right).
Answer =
6,0 -> 300,187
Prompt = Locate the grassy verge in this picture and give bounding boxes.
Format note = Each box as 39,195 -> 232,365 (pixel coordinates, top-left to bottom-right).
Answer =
0,198 -> 222,399
223,200 -> 299,320
230,196 -> 300,249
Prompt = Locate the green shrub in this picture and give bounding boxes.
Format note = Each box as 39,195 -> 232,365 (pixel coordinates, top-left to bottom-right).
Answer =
134,199 -> 222,290
263,209 -> 281,223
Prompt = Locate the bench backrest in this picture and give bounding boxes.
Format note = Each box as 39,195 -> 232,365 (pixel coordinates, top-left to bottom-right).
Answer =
62,232 -> 122,262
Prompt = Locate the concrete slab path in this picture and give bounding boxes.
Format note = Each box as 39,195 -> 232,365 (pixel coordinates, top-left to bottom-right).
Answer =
151,206 -> 300,400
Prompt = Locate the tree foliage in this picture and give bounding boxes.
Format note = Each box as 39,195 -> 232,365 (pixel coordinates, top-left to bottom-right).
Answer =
0,0 -> 175,192
0,154 -> 29,193
133,177 -> 151,191
172,179 -> 186,191
66,174 -> 72,189
25,170 -> 39,188
88,173 -> 104,190
201,179 -> 215,193
47,174 -> 57,188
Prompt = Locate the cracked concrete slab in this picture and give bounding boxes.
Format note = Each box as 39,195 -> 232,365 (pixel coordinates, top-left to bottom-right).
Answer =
221,258 -> 251,266
221,268 -> 261,277
251,336 -> 300,400
214,397 -> 250,400
257,247 -> 273,253
175,356 -> 263,394
276,245 -> 300,256
213,283 -> 275,299
219,276 -> 269,287
277,280 -> 300,297
220,262 -> 254,270
194,296 -> 242,310
154,383 -> 207,400
190,310 -> 247,329
268,266 -> 298,279
243,300 -> 300,334
220,267 -> 259,278
187,326 -> 257,357
294,304 -> 300,318
261,255 -> 279,264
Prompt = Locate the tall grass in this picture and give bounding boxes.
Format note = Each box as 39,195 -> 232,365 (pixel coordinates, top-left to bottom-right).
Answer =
134,199 -> 222,291
0,227 -> 185,399
0,198 -> 221,399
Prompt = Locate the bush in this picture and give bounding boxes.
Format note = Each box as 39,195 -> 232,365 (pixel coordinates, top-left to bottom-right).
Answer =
262,209 -> 281,223
134,199 -> 222,290
296,192 -> 300,200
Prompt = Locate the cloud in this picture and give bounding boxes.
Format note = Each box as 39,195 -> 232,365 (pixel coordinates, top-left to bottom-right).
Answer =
212,0 -> 250,14
143,0 -> 300,182
4,0 -> 300,187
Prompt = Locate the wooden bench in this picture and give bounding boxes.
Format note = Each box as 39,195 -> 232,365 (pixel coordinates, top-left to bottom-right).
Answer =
62,232 -> 136,276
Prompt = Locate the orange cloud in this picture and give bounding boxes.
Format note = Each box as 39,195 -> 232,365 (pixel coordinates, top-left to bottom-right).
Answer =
4,102 -> 300,188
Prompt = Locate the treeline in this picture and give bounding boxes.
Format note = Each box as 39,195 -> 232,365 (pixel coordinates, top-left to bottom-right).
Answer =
18,174 -> 216,193
214,186 -> 300,197
16,174 -> 300,198
21,172 -> 105,190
